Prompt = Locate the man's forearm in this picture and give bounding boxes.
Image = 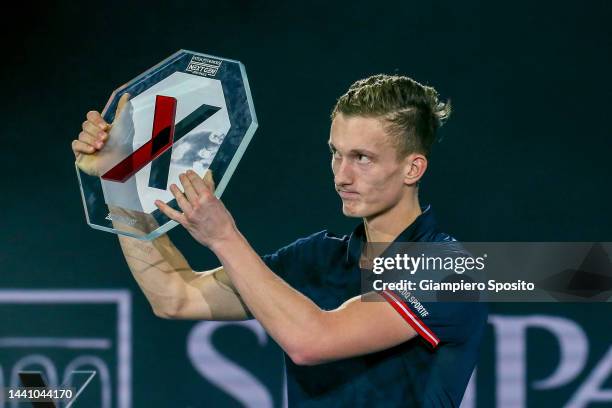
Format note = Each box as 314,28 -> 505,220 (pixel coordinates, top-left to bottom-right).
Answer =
211,230 -> 325,360
110,205 -> 251,321
107,205 -> 196,316
118,233 -> 197,317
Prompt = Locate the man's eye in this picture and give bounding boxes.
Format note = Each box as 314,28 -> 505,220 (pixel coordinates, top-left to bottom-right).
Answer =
331,150 -> 341,159
357,154 -> 371,164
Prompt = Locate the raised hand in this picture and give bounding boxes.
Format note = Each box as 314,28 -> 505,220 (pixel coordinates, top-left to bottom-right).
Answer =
155,170 -> 238,249
72,93 -> 130,176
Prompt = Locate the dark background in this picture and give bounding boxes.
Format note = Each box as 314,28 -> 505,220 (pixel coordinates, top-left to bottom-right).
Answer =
1,1 -> 611,407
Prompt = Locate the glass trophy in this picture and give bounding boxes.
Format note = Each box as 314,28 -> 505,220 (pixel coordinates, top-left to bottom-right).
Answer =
75,50 -> 257,240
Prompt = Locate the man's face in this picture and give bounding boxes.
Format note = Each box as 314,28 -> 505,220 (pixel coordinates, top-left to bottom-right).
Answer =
329,113 -> 410,219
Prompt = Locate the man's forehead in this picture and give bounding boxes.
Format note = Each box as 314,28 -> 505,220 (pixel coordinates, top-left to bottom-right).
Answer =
329,114 -> 392,149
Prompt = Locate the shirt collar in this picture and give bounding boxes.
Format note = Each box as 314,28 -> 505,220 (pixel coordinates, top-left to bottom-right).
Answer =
346,204 -> 437,265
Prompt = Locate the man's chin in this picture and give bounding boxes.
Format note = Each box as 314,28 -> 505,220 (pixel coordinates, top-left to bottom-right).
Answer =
341,203 -> 366,218
341,201 -> 388,220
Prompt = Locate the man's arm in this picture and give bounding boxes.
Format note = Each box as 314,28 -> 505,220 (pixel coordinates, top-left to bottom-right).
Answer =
117,234 -> 251,320
157,171 -> 419,365
71,102 -> 250,321
211,233 -> 417,365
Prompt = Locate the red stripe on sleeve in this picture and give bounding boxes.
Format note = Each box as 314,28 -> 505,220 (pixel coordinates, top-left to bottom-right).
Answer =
380,290 -> 440,348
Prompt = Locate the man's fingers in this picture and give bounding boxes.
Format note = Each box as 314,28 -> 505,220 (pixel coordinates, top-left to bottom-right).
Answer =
77,131 -> 100,149
72,140 -> 96,155
80,124 -> 107,149
185,170 -> 212,195
86,111 -> 109,131
82,120 -> 108,139
115,93 -> 130,120
179,173 -> 199,203
203,169 -> 216,192
155,200 -> 186,224
170,183 -> 193,213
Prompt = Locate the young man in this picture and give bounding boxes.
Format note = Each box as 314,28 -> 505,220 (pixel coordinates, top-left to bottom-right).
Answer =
72,74 -> 487,407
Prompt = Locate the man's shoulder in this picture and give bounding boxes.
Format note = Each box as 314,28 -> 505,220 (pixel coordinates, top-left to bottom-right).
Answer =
263,230 -> 350,278
430,231 -> 456,243
277,230 -> 350,255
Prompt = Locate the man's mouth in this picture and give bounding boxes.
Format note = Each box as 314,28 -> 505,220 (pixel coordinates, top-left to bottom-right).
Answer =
337,189 -> 360,199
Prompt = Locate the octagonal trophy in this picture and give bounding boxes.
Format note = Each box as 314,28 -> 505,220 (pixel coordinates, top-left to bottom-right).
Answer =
75,50 -> 257,240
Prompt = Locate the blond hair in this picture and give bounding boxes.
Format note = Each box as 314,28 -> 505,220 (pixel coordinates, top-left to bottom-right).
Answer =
331,74 -> 451,157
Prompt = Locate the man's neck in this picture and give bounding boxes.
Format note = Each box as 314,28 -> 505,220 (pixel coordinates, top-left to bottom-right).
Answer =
364,195 -> 422,243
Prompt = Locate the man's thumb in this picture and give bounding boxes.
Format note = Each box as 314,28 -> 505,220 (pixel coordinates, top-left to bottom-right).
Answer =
114,93 -> 131,121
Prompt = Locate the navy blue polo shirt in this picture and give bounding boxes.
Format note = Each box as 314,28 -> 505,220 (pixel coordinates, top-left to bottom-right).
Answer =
263,206 -> 487,407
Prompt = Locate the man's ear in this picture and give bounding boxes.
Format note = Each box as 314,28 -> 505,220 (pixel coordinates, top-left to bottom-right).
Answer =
403,153 -> 428,186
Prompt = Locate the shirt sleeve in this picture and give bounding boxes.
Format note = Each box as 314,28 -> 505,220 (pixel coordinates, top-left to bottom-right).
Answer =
260,230 -> 335,286
380,290 -> 487,348
260,236 -> 304,282
262,250 -> 286,277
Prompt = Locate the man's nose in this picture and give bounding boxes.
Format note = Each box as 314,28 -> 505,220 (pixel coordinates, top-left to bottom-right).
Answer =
333,158 -> 353,186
